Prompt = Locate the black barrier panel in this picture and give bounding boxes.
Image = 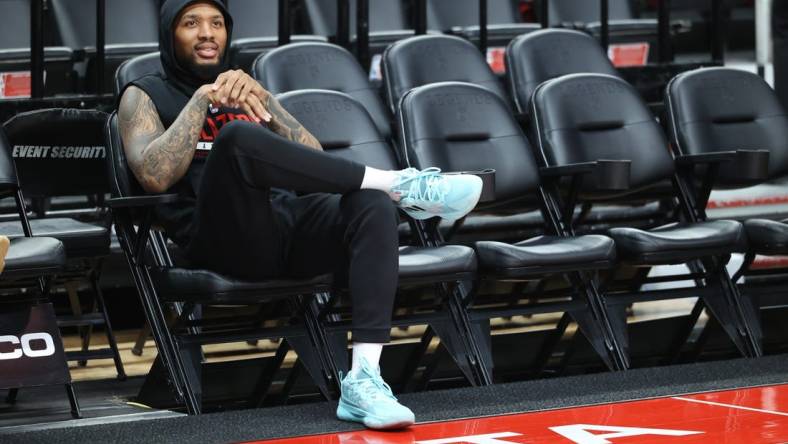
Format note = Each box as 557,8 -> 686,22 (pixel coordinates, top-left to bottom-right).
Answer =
3,109 -> 109,198
0,303 -> 70,389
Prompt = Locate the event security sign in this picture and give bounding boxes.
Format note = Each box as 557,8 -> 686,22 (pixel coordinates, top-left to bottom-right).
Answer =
0,303 -> 70,388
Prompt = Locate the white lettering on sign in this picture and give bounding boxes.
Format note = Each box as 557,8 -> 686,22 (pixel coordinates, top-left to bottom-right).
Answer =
417,432 -> 523,444
549,424 -> 703,444
0,333 -> 56,360
12,145 -> 105,159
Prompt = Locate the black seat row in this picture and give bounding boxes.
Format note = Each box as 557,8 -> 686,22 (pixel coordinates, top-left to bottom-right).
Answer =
0,0 -> 660,96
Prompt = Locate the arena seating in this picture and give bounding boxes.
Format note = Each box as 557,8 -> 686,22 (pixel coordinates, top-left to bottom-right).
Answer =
228,0 -> 326,71
396,81 -> 626,373
50,0 -> 159,93
253,42 -> 392,139
0,108 -> 126,379
278,88 -> 484,387
530,72 -> 761,360
304,0 -> 414,51
0,0 -> 75,96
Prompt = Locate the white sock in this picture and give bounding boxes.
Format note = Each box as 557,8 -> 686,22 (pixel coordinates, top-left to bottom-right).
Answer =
360,167 -> 400,199
350,342 -> 383,377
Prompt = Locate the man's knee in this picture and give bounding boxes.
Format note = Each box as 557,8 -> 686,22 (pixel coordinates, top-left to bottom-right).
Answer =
212,120 -> 258,156
342,190 -> 399,227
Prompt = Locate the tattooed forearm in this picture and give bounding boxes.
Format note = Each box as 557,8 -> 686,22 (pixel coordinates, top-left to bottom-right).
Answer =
264,95 -> 323,150
118,86 -> 209,193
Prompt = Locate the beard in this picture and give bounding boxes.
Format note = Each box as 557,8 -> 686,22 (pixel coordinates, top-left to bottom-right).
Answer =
175,50 -> 225,82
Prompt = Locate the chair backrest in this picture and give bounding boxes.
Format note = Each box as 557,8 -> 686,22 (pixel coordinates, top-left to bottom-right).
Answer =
50,0 -> 159,48
428,0 -> 520,30
548,0 -> 635,26
3,109 -> 109,198
0,0 -> 34,49
304,0 -> 409,36
398,82 -> 540,205
277,89 -> 399,170
382,34 -> 509,113
253,42 -> 391,138
666,67 -> 788,182
530,73 -> 674,196
506,29 -> 620,115
114,52 -> 163,97
229,0 -> 280,39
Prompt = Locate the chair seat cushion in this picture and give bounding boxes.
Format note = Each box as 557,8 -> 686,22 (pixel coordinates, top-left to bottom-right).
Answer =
151,268 -> 333,304
475,235 -> 615,275
0,218 -> 110,257
398,245 -> 476,281
743,219 -> 788,255
608,220 -> 744,264
4,236 -> 66,275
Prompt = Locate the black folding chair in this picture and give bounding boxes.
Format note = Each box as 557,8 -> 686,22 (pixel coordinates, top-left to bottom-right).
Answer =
0,108 -> 125,379
530,72 -> 761,362
396,81 -> 626,378
0,127 -> 74,416
666,67 -> 788,352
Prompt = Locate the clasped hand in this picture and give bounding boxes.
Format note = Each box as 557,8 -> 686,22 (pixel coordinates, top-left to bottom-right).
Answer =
200,69 -> 273,123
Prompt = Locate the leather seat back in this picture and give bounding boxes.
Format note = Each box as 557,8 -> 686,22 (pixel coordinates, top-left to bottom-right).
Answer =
277,89 -> 399,170
530,73 -> 674,197
383,34 -> 509,113
506,29 -> 620,115
105,113 -> 145,200
114,52 -> 163,97
398,82 -> 540,205
253,42 -> 391,138
666,67 -> 788,182
3,109 -> 109,198
50,0 -> 158,48
548,0 -> 635,25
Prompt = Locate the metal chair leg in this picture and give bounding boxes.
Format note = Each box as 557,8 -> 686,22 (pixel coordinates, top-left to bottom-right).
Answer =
66,383 -> 81,419
91,271 -> 126,380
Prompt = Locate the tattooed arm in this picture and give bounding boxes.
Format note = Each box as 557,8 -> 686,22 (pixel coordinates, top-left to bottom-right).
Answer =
264,94 -> 323,151
118,85 -> 211,193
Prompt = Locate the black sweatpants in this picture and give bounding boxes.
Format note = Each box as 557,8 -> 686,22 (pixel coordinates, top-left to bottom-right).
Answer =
185,121 -> 400,343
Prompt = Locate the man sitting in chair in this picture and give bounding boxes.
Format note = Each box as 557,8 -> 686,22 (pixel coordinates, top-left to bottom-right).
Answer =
117,0 -> 482,429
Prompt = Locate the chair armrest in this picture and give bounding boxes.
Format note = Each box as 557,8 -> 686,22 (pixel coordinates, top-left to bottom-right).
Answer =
107,194 -> 180,208
676,149 -> 769,183
540,160 -> 631,191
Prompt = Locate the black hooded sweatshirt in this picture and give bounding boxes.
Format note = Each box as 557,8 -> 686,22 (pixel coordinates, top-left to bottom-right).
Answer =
124,0 -> 262,246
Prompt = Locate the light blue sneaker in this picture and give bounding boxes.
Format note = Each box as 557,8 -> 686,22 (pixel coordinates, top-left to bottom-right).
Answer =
391,167 -> 483,221
336,359 -> 415,429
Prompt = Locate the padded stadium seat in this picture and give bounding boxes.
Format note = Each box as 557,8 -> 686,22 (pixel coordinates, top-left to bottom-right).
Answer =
382,35 -> 510,114
228,0 -> 326,71
547,0 -> 658,65
3,236 -> 65,276
0,218 -> 108,257
278,88 -> 483,384
531,72 -> 761,359
506,29 -> 620,116
253,42 -> 391,138
666,67 -> 788,278
398,81 -> 625,373
427,0 -> 540,52
0,0 -> 75,95
50,0 -> 158,93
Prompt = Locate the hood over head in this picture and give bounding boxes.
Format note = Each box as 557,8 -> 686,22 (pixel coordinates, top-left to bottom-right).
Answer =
159,0 -> 234,95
